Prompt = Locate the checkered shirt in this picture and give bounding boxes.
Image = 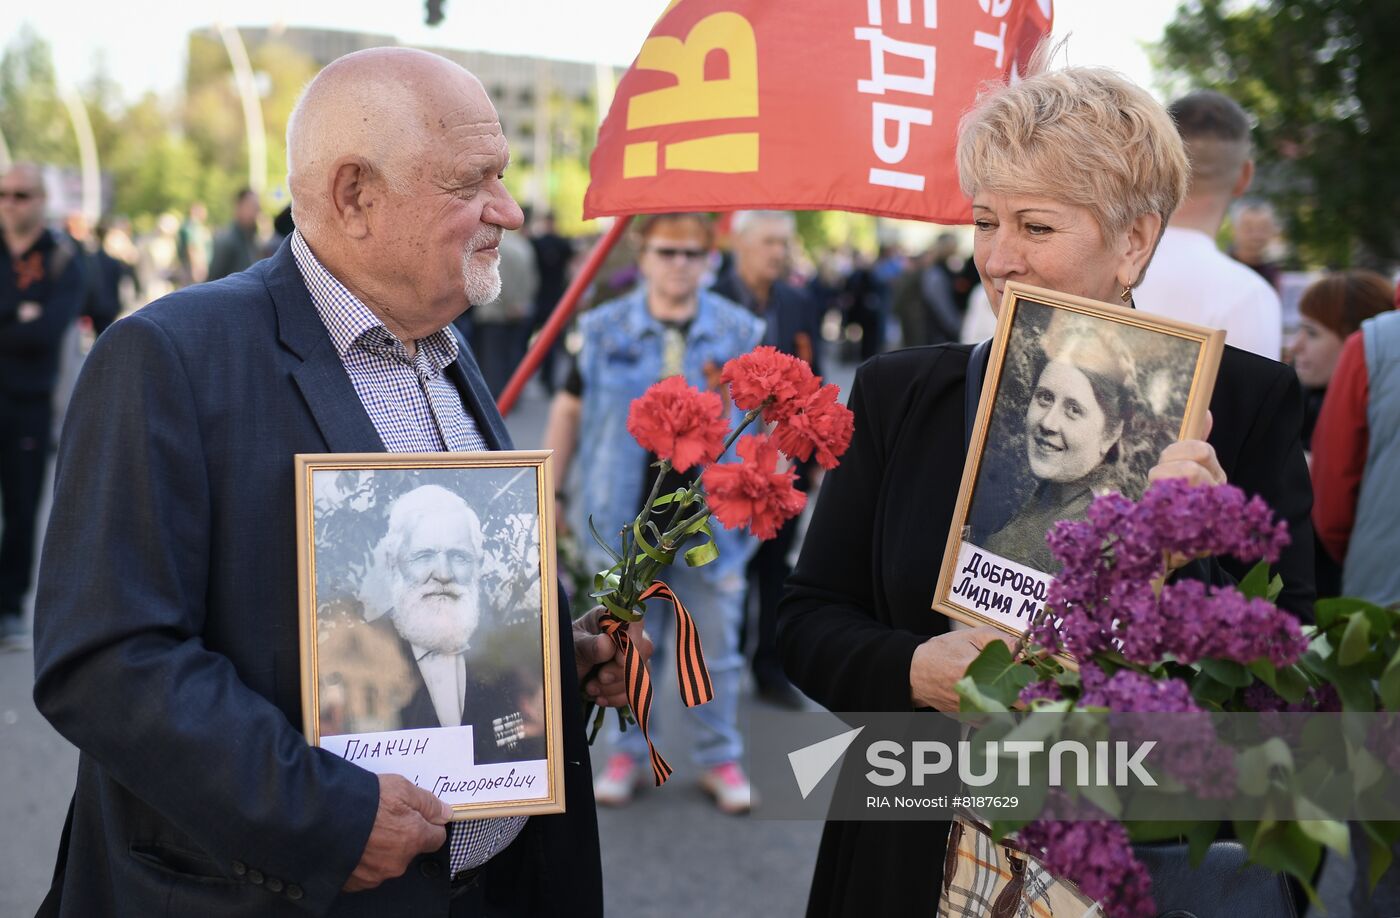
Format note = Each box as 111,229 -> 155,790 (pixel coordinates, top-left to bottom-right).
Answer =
292,230 -> 525,875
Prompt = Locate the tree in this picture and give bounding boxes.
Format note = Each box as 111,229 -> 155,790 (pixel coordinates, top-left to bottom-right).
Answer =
1156,0 -> 1400,268
0,26 -> 79,166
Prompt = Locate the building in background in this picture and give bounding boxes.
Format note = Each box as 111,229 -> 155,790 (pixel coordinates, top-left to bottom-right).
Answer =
190,25 -> 621,227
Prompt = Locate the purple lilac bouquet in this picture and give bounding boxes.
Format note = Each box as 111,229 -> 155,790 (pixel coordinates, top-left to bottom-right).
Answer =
956,479 -> 1400,915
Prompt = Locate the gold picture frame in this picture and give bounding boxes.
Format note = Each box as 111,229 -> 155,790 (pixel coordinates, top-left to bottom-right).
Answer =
295,451 -> 564,820
933,282 -> 1226,637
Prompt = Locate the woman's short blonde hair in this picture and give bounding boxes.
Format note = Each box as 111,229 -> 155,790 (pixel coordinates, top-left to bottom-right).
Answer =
956,66 -> 1189,242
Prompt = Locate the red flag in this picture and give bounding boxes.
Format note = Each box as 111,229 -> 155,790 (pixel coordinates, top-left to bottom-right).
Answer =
584,0 -> 1053,224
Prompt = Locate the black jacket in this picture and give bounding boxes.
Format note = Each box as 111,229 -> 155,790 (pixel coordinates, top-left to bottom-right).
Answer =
711,270 -> 825,376
777,343 -> 1314,916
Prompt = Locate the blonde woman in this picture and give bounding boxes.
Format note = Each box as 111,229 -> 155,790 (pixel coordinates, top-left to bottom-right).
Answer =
777,63 -> 1314,916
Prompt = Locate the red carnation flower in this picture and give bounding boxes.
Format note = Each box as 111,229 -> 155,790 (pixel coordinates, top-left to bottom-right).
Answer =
771,384 -> 854,469
721,346 -> 820,422
701,434 -> 807,540
627,376 -> 728,472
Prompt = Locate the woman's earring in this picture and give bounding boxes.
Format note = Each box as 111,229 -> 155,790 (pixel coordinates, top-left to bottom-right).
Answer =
1119,284 -> 1133,304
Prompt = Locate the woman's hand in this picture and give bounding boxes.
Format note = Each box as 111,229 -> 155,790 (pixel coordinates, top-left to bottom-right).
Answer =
910,627 -> 1016,711
1147,410 -> 1225,488
1148,411 -> 1226,572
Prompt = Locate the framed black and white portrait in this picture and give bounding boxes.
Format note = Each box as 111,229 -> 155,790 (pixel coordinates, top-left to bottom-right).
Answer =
295,451 -> 564,820
933,282 -> 1225,636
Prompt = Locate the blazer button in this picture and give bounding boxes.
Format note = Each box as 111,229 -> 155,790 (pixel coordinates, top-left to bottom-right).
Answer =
286,884 -> 304,901
266,877 -> 284,893
231,861 -> 247,877
247,869 -> 265,885
419,860 -> 442,878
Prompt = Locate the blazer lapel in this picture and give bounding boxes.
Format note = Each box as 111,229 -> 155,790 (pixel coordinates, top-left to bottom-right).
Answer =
264,240 -> 384,454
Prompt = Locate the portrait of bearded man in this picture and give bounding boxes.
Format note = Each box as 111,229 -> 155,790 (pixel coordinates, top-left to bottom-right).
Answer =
320,484 -> 546,765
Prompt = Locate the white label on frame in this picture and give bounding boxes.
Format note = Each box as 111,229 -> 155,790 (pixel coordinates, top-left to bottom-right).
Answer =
322,725 -> 550,805
951,541 -> 1051,632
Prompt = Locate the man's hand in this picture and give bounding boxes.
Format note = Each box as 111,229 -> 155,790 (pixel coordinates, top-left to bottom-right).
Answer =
573,606 -> 654,709
343,774 -> 452,892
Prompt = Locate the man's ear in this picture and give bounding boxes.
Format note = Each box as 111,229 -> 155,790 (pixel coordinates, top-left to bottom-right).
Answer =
1232,158 -> 1255,198
329,157 -> 375,240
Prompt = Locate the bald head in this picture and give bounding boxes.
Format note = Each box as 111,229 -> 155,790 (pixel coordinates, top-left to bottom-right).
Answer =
2,162 -> 44,191
287,48 -> 481,241
281,47 -> 522,343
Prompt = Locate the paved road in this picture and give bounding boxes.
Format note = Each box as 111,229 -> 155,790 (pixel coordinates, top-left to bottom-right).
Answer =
0,357 -> 1358,916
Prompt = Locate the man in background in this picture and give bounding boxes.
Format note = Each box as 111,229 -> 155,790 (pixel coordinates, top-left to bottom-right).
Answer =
1135,90 -> 1282,360
527,211 -> 574,394
176,201 -> 212,287
467,227 -> 537,397
207,187 -> 263,281
712,210 -> 823,710
0,163 -> 84,650
1228,200 -> 1283,290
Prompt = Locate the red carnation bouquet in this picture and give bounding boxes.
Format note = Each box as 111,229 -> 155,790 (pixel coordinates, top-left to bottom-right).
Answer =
582,346 -> 854,784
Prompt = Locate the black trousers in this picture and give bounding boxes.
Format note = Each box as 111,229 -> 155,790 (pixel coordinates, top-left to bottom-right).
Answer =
747,502 -> 802,688
0,395 -> 52,616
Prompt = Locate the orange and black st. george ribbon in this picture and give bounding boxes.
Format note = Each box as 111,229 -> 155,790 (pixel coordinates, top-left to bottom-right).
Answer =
596,580 -> 714,786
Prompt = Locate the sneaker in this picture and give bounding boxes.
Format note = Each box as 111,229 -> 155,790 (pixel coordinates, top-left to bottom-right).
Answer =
699,761 -> 752,814
593,753 -> 640,807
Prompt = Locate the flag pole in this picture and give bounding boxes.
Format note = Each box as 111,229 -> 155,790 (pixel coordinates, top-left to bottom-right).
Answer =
497,214 -> 634,417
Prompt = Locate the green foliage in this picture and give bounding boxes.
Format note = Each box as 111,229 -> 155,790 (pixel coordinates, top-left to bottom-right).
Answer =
1156,0 -> 1400,267
0,26 -> 78,166
794,210 -> 878,257
1,26 -> 318,225
955,641 -> 1034,713
960,587 -> 1400,895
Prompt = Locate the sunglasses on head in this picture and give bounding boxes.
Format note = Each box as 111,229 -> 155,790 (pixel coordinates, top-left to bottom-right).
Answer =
647,246 -> 708,262
0,190 -> 37,202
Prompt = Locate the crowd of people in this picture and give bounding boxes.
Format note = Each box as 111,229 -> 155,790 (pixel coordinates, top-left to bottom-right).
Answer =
3,40 -> 1399,918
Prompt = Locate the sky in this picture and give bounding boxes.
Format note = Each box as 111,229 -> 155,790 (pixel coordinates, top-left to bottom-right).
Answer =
12,1 -> 1186,103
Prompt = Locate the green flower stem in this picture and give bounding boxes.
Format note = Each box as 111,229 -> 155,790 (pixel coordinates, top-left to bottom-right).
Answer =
602,400 -> 770,616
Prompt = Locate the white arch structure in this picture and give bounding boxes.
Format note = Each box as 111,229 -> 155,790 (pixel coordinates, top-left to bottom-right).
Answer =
217,23 -> 268,196
58,84 -> 101,224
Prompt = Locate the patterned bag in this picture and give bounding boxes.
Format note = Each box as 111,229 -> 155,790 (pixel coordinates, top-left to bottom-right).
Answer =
938,813 -> 1102,918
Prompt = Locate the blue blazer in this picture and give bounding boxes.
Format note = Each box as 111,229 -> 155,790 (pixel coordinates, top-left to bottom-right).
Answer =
32,241 -> 602,917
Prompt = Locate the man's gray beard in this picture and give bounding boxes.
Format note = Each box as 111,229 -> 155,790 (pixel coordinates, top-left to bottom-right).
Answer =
389,579 -> 481,655
463,250 -> 503,306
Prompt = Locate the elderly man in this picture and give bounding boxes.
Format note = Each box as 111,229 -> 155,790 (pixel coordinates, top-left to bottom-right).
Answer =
349,485 -> 542,764
0,163 -> 85,650
33,49 -> 632,916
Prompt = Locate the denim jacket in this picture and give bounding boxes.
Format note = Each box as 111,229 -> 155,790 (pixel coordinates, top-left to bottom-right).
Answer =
570,285 -> 765,580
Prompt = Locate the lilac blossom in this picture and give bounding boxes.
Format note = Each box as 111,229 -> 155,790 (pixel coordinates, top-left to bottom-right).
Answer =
1077,666 -> 1236,799
1018,816 -> 1155,917
1018,679 -> 1064,707
1035,481 -> 1302,668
